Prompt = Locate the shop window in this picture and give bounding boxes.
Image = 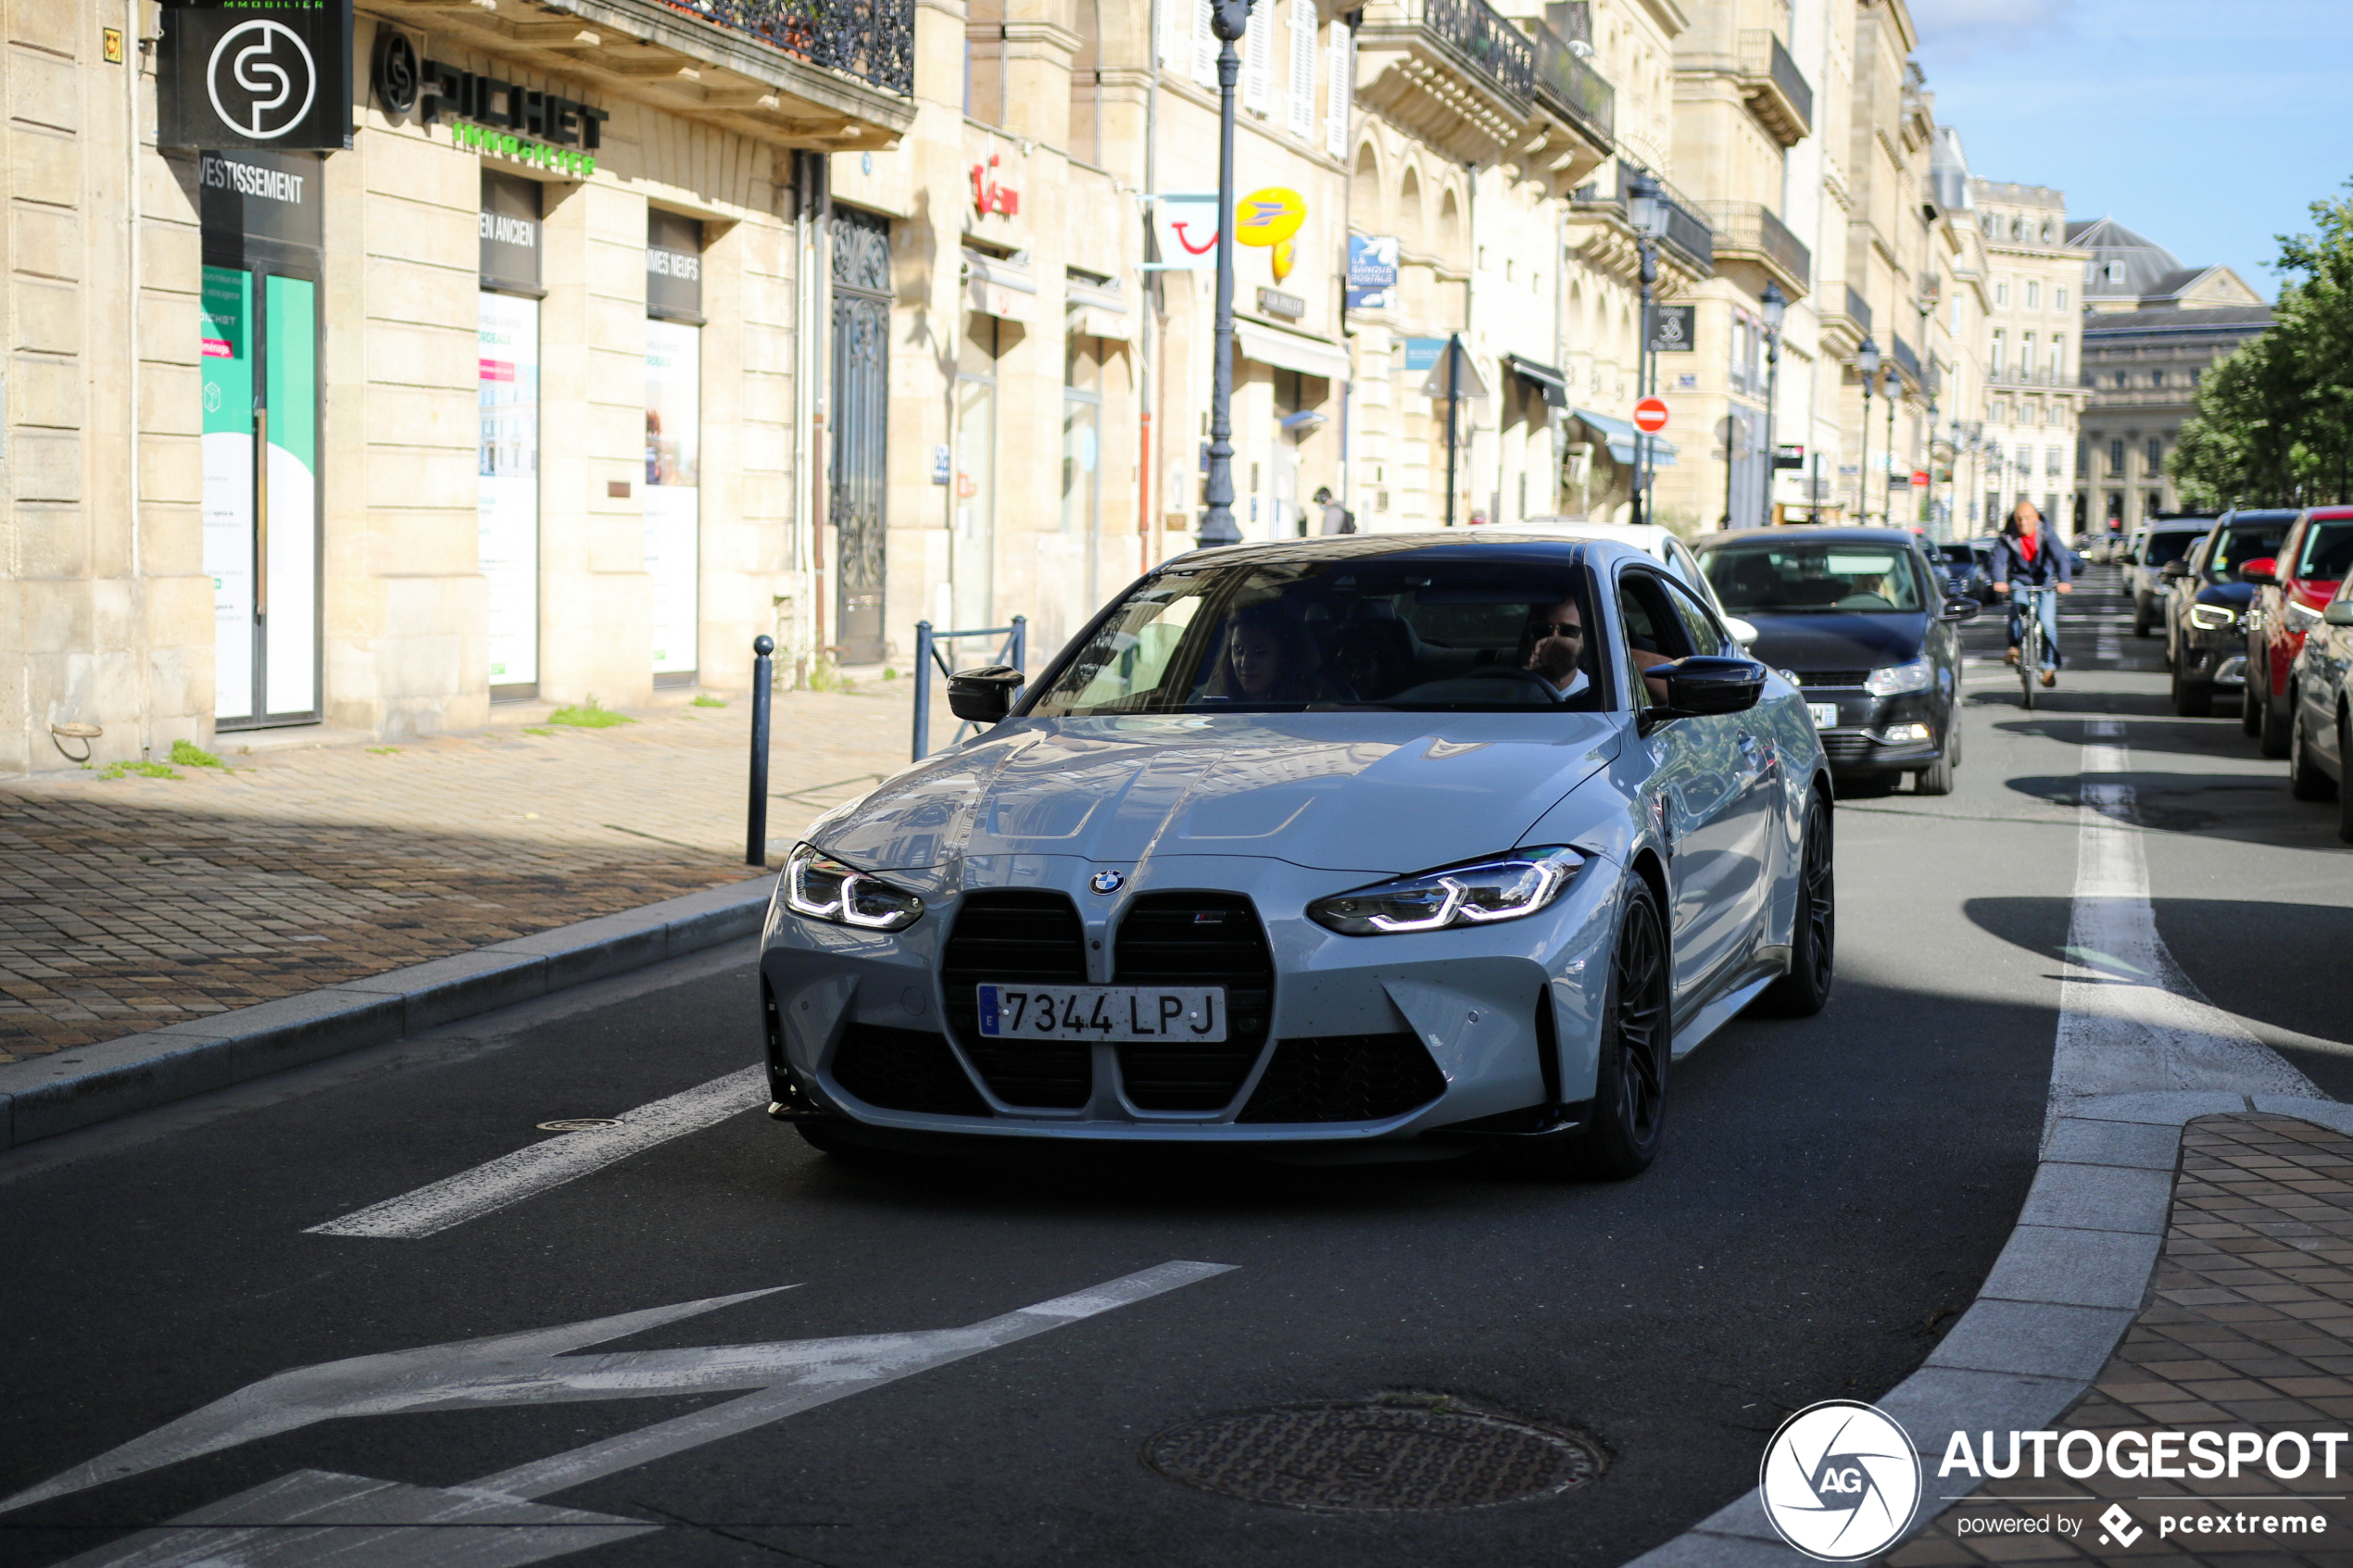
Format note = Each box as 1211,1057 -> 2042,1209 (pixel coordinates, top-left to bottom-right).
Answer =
1063,333 -> 1104,595
646,209 -> 705,684
479,170 -> 544,700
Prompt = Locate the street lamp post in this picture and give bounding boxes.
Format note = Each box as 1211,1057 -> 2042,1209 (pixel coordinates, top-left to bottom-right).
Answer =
1627,172 -> 1665,528
1856,336 -> 1881,524
1196,0 -> 1253,549
1758,281 -> 1786,530
1882,363 -> 1901,526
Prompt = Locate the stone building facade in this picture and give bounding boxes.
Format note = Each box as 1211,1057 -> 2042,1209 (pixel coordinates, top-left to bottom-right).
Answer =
1969,179 -> 2084,533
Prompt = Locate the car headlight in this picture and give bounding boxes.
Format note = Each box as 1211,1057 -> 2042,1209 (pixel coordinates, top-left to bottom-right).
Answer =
1307,847 -> 1584,935
782,844 -> 925,932
1863,656 -> 1935,697
2288,600 -> 2325,632
2188,602 -> 2239,631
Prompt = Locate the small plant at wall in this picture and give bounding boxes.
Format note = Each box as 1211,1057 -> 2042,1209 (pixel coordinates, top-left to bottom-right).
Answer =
547,696 -> 636,728
692,693 -> 727,708
97,760 -> 181,781
170,740 -> 226,768
522,726 -> 555,736
367,746 -> 399,755
806,658 -> 856,695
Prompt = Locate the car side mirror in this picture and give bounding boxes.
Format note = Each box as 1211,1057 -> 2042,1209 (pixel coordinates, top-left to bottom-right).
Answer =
947,665 -> 1025,724
2160,559 -> 2190,579
2241,556 -> 2278,586
1942,596 -> 1982,622
1640,656 -> 1767,734
1722,615 -> 1760,646
2325,600 -> 2353,627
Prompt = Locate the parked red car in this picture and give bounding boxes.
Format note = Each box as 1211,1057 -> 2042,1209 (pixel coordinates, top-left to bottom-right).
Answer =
2246,506 -> 2353,754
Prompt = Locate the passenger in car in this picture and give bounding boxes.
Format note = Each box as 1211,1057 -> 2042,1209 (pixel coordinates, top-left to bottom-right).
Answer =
1199,602 -> 1352,704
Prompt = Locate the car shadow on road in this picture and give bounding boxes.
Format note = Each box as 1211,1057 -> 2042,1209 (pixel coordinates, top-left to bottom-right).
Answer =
1997,769 -> 2344,848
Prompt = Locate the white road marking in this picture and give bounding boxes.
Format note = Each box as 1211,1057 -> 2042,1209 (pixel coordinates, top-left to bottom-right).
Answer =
306,1067 -> 766,1239
2047,720 -> 2320,1118
8,1262 -> 1234,1568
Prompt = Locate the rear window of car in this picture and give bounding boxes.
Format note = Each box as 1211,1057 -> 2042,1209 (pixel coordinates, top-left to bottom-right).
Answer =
1698,541 -> 1928,614
1027,557 -> 1614,716
2296,521 -> 2353,579
2144,530 -> 2203,569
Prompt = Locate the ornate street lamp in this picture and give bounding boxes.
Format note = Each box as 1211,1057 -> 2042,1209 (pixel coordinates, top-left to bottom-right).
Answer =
1856,335 -> 1881,524
1196,0 -> 1254,549
1627,170 -> 1666,527
1882,362 -> 1901,525
1758,280 -> 1786,529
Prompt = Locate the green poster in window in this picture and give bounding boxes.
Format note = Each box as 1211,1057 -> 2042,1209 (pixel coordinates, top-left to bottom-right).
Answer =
202,265 -> 255,719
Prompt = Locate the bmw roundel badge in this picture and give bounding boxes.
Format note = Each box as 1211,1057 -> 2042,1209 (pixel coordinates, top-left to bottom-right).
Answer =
1089,870 -> 1126,894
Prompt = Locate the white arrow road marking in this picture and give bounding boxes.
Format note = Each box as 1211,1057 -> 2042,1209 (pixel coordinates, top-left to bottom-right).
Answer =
306,1066 -> 766,1239
2047,720 -> 2320,1115
9,1261 -> 1234,1568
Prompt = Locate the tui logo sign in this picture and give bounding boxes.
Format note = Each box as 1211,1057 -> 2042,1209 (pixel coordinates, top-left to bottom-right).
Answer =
159,0 -> 353,151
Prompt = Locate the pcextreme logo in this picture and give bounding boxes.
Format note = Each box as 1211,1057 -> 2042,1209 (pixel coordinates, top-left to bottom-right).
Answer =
1759,1400 -> 1923,1561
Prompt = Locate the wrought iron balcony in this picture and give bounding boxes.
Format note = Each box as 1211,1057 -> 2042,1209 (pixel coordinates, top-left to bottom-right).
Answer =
658,0 -> 914,94
1843,285 -> 1871,333
1427,0 -> 1535,106
1893,334 -> 1920,383
1734,31 -> 1810,145
1703,201 -> 1808,294
1528,21 -> 1613,150
1356,0 -> 1533,162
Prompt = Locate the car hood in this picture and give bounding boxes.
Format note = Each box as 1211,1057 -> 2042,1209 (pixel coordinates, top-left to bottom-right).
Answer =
1732,612 -> 1929,673
2195,582 -> 2257,609
804,712 -> 1622,876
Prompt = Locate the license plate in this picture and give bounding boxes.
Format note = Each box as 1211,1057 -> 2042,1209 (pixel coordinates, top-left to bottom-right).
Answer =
1807,703 -> 1839,730
975,985 -> 1227,1043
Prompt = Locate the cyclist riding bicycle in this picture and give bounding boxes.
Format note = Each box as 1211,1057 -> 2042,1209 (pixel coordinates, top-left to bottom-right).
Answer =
1989,500 -> 2072,688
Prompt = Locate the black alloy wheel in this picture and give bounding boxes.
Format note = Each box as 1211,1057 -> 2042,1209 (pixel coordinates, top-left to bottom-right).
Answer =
2290,700 -> 2336,801
2133,594 -> 2154,637
1913,720 -> 1956,796
2242,666 -> 2264,736
1755,794 -> 1836,1018
2260,678 -> 2294,759
2171,658 -> 2212,718
1569,880 -> 1670,1180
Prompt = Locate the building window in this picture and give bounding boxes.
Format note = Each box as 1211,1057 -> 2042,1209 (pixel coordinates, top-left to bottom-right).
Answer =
2108,439 -> 2124,475
2149,369 -> 2165,389
1993,399 -> 2010,425
2146,490 -> 2163,518
2114,370 -> 2129,388
2022,331 -> 2036,379
2050,335 -> 2065,380
2055,285 -> 2069,310
2191,366 -> 2202,387
2045,445 -> 2061,476
2025,281 -> 2041,309
2146,437 -> 2162,470
2106,492 -> 2122,521
1991,330 -> 2006,374
1994,280 -> 2010,307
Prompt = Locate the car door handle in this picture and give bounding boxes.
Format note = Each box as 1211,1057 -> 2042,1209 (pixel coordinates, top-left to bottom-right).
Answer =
1736,733 -> 1767,784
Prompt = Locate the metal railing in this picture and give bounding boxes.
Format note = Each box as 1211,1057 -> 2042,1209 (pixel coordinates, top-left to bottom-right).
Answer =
1704,202 -> 1809,290
1764,32 -> 1812,131
911,617 -> 1026,761
1529,22 -> 1614,145
1421,0 -> 1535,108
1571,161 -> 1713,274
658,0 -> 916,94
1893,335 -> 1921,383
1843,285 -> 1871,333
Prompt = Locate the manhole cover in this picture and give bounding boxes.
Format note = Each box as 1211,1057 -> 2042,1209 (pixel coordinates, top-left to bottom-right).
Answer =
1143,1398 -> 1605,1512
536,1118 -> 622,1133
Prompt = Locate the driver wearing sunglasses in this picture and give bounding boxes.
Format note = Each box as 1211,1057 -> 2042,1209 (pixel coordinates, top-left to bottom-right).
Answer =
1521,596 -> 1592,700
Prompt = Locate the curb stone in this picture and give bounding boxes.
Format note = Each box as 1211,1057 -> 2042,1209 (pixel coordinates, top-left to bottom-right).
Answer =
0,873 -> 777,1150
1621,1090 -> 2330,1568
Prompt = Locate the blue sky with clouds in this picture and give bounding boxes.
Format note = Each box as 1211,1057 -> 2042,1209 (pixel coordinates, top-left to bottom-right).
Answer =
1908,0 -> 2353,301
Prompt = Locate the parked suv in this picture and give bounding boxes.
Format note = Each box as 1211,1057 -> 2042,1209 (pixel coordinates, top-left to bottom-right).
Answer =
2286,575 -> 2353,842
2162,508 -> 2296,716
2248,506 -> 2353,755
2128,518 -> 2218,637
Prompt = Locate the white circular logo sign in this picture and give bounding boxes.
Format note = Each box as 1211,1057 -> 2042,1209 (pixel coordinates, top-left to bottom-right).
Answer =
1758,1400 -> 1921,1562
207,19 -> 317,141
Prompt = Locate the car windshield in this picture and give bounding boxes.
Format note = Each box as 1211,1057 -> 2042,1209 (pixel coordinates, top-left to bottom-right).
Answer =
2145,530 -> 2204,569
2205,522 -> 2290,582
1698,541 -> 1928,614
2296,521 -> 2353,579
1026,557 -> 1612,716
1938,545 -> 1981,567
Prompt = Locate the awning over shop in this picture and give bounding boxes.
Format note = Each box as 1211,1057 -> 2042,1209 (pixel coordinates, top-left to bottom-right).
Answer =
1235,320 -> 1351,381
1504,354 -> 1568,408
1573,408 -> 1679,468
1068,305 -> 1131,341
963,251 -> 1036,322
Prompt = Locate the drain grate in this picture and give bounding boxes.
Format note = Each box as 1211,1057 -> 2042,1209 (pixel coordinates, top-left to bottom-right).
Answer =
535,1118 -> 622,1133
1143,1397 -> 1604,1512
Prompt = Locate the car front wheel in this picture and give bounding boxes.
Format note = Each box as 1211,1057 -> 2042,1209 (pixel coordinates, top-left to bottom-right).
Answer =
1755,794 -> 1836,1018
2260,677 -> 2294,759
2295,701 -> 2340,801
1570,879 -> 1670,1180
2133,594 -> 2154,637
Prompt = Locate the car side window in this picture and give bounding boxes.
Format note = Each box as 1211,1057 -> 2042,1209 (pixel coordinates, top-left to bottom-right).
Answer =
1660,576 -> 1729,658
1617,569 -> 1699,707
1664,538 -> 1704,592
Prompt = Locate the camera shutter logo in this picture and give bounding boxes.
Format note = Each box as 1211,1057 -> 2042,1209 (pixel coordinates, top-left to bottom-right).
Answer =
208,19 -> 318,142
1758,1399 -> 1921,1561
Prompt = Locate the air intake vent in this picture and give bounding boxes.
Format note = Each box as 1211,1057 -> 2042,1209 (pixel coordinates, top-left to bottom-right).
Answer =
941,891 -> 1092,1108
830,1024 -> 989,1116
1113,892 -> 1274,1111
1794,670 -> 1872,689
1238,1034 -> 1447,1123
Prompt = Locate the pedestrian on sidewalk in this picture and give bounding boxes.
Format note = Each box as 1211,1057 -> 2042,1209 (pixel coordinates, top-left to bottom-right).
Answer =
1314,486 -> 1355,535
1990,499 -> 2072,686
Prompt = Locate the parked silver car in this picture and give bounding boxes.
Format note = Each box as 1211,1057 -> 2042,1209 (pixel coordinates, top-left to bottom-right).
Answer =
758,535 -> 1835,1179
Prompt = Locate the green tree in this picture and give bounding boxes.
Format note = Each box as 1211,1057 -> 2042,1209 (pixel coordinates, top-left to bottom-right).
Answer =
2170,181 -> 2353,508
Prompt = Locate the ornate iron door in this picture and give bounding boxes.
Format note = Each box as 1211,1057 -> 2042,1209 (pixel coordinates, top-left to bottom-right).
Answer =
830,207 -> 891,665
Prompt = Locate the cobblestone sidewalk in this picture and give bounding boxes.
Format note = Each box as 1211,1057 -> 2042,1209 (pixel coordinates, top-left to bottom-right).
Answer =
0,679 -> 939,1063
1894,1114 -> 2353,1567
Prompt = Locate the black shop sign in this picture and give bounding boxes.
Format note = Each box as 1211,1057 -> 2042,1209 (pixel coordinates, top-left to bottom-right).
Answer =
158,0 -> 355,151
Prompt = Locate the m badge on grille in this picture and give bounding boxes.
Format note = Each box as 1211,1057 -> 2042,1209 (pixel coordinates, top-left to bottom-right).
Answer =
1089,870 -> 1126,894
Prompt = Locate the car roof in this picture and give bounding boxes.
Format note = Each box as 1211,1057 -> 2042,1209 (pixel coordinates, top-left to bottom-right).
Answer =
2147,517 -> 2218,532
1691,525 -> 1925,548
2221,508 -> 2299,522
1159,532 -> 1647,571
1488,519 -> 1677,546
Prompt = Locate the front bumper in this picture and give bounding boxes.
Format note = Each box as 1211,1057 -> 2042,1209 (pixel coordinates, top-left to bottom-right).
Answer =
756,852 -> 1622,1148
2179,630 -> 2247,687
1803,688 -> 1946,776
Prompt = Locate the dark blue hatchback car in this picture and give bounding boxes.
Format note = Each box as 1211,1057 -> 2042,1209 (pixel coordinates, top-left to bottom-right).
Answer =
1695,527 -> 1979,795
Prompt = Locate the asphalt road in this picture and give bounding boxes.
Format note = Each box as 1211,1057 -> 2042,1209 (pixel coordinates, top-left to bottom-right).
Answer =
3,567 -> 2347,1568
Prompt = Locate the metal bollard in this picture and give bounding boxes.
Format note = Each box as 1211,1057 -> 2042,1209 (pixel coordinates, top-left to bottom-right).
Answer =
748,634 -> 774,867
912,620 -> 934,763
1010,614 -> 1026,673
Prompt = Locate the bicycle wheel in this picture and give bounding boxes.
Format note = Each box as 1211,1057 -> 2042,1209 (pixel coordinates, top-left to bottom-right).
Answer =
2020,617 -> 2038,709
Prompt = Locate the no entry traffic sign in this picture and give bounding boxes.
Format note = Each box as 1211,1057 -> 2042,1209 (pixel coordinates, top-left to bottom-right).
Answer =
1632,397 -> 1669,433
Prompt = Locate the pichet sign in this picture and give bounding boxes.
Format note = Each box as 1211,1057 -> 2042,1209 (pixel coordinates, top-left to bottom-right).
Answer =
158,0 -> 355,151
374,35 -> 610,178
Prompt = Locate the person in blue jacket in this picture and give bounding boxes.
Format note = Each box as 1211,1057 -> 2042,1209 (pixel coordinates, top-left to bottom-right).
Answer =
1989,500 -> 2073,687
